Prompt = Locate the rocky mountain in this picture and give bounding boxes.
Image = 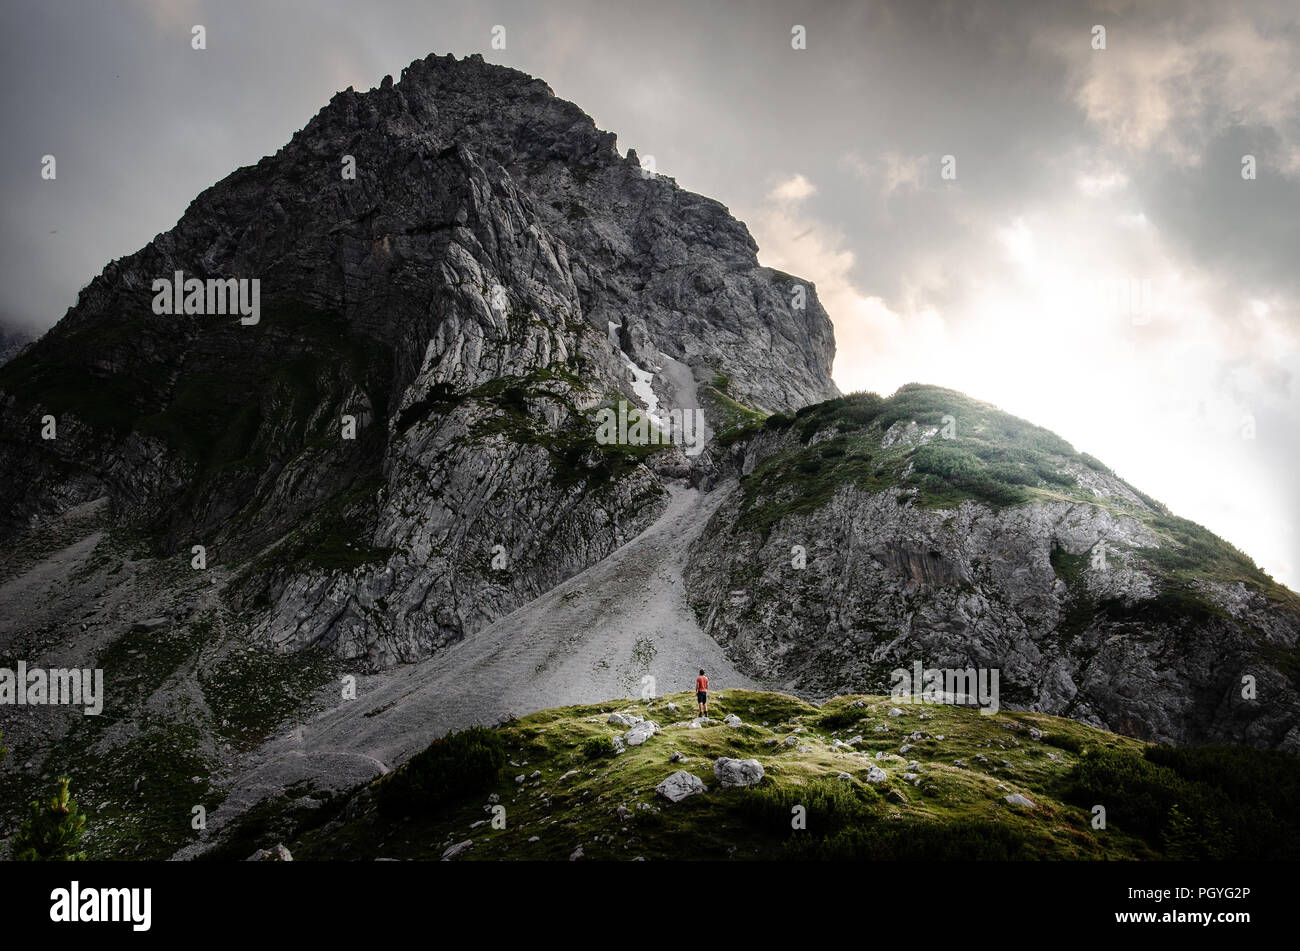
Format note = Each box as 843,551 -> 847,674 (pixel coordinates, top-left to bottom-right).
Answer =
0,52 -> 837,668
1,50 -> 1297,863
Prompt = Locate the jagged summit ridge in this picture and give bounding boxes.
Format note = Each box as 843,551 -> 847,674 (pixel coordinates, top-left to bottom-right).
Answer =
0,52 -> 837,667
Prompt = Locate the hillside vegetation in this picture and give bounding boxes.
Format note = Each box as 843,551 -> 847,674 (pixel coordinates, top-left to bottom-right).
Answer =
202,689 -> 1300,861
741,384 -> 1295,608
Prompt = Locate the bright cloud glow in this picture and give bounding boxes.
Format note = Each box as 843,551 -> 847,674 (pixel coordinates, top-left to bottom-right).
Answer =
749,172 -> 1299,591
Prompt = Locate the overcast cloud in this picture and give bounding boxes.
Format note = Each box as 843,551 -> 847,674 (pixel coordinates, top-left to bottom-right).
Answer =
2,0 -> 1297,589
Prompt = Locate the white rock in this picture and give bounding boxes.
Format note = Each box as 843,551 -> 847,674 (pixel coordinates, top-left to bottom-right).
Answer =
608,712 -> 643,727
624,720 -> 659,746
888,708 -> 904,717
713,757 -> 765,787
723,714 -> 743,727
441,840 -> 473,860
655,770 -> 708,803
865,766 -> 888,784
246,843 -> 293,862
1004,793 -> 1037,809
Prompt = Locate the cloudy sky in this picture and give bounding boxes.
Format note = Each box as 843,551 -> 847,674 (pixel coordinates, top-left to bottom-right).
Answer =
2,0 -> 1298,589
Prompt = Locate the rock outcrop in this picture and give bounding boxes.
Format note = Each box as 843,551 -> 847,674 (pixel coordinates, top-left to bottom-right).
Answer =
686,387 -> 1300,751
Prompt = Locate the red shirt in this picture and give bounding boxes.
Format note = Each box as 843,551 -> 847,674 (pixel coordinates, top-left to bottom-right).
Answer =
696,675 -> 708,692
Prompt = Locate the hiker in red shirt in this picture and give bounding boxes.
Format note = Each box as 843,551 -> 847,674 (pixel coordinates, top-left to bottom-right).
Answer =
695,669 -> 709,717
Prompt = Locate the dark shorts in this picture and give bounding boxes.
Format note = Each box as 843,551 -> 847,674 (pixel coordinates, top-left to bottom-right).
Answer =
697,691 -> 708,704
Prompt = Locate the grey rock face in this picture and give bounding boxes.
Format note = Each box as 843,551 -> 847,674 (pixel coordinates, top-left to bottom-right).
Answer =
0,53 -> 837,669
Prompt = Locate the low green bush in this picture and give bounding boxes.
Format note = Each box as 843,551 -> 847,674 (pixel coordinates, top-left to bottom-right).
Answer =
1063,744 -> 1300,859
581,735 -> 617,759
376,726 -> 506,820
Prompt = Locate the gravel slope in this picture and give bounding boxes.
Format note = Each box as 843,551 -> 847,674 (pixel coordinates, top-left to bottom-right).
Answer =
178,482 -> 754,854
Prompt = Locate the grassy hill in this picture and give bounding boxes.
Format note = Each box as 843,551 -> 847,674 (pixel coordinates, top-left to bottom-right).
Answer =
739,385 -> 1296,607
201,688 -> 1300,861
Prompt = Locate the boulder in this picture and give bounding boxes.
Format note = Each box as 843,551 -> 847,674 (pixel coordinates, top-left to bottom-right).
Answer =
624,720 -> 659,746
656,771 -> 708,803
713,757 -> 765,787
440,840 -> 472,860
246,843 -> 293,862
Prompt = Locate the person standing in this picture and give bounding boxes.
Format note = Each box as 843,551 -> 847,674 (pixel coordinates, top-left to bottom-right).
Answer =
695,668 -> 709,717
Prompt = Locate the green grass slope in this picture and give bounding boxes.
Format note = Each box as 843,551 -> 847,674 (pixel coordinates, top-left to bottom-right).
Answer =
214,689 -> 1300,861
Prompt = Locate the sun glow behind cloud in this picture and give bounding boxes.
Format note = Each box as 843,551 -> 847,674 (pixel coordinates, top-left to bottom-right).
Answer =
751,171 -> 1299,591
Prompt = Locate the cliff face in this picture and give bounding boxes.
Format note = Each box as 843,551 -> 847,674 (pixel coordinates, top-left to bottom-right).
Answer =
0,54 -> 837,667
686,387 -> 1300,751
